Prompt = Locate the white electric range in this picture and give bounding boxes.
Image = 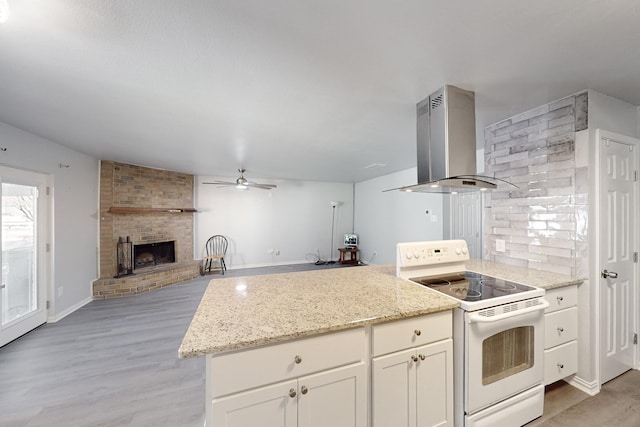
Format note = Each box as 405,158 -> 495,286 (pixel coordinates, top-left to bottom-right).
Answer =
397,240 -> 548,427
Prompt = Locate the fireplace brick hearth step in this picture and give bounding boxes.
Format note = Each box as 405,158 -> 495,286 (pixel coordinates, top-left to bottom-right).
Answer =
92,261 -> 200,299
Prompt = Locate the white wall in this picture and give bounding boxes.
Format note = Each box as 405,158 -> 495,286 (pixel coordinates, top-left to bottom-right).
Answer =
195,177 -> 354,268
0,121 -> 99,321
588,89 -> 639,138
354,168 -> 443,265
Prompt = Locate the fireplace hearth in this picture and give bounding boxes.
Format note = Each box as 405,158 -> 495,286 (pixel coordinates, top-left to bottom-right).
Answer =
134,241 -> 176,270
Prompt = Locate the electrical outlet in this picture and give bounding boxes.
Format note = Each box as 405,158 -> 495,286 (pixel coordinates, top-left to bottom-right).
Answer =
496,239 -> 506,253
57,286 -> 63,297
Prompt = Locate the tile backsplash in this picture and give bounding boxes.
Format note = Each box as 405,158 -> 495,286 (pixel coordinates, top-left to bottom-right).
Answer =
484,92 -> 588,276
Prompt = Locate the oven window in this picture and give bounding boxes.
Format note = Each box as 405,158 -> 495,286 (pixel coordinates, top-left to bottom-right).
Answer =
482,326 -> 534,385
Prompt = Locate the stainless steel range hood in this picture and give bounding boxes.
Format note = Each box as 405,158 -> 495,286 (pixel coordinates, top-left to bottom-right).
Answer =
390,85 -> 515,194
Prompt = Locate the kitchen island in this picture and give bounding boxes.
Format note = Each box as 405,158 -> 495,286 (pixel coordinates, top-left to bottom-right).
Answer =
179,265 -> 458,427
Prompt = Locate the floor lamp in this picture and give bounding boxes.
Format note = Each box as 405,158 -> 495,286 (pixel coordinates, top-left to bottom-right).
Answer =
328,201 -> 340,263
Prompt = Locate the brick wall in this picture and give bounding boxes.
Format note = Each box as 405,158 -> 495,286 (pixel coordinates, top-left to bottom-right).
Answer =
93,161 -> 199,298
484,92 -> 588,276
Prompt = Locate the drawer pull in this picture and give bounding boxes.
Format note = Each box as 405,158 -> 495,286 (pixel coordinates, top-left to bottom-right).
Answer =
414,329 -> 422,336
557,296 -> 564,302
294,355 -> 302,364
411,355 -> 418,363
557,363 -> 564,369
301,385 -> 308,395
557,327 -> 564,333
289,388 -> 297,398
419,354 -> 426,361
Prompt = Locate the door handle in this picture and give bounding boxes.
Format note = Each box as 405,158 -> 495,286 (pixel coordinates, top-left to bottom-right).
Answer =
601,270 -> 618,279
0,283 -> 5,289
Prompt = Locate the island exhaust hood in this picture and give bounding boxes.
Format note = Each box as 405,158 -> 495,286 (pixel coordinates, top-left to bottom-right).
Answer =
389,85 -> 515,194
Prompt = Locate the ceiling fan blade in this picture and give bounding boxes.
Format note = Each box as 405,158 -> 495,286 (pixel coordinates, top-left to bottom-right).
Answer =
246,182 -> 277,190
202,181 -> 235,186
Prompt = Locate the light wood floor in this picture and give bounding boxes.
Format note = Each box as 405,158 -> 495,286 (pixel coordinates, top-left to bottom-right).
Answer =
1,263 -> 638,426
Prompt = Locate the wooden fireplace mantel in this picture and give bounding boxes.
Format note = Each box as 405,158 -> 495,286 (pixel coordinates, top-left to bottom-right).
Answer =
108,207 -> 198,214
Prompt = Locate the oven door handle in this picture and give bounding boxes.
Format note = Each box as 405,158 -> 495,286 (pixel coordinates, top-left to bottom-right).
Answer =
468,299 -> 550,323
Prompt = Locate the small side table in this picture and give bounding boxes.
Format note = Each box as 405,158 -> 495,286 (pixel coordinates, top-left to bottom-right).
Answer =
338,247 -> 359,265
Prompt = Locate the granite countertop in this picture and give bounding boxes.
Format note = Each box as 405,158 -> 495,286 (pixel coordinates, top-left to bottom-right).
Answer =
465,259 -> 583,290
178,265 -> 458,358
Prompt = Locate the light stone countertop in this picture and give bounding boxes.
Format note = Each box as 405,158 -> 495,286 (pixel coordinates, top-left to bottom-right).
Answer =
465,259 -> 583,290
178,265 -> 458,358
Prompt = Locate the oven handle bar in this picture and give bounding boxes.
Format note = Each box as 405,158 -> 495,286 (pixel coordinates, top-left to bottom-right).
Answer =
468,299 -> 550,324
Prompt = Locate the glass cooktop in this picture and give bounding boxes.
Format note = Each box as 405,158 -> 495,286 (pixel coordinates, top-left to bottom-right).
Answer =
409,271 -> 536,302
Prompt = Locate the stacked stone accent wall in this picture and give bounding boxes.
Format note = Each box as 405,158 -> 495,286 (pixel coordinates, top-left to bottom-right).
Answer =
93,161 -> 199,298
484,92 -> 588,276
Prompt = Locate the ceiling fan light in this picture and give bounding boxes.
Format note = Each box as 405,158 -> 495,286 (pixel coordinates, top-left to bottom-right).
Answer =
236,184 -> 248,190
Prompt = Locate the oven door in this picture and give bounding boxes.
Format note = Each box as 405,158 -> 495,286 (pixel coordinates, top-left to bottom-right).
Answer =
464,299 -> 548,415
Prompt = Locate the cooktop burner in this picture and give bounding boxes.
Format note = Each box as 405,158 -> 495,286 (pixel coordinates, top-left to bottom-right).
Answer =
409,271 -> 536,302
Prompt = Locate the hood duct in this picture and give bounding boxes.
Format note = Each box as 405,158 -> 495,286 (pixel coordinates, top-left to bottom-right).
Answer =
389,85 -> 516,194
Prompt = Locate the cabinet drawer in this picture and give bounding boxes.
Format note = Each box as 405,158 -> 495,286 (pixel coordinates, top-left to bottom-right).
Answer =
371,310 -> 452,357
544,340 -> 577,385
545,286 -> 578,313
545,307 -> 577,348
208,327 -> 365,397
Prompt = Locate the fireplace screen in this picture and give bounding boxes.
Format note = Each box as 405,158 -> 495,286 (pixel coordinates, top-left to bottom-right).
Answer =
134,241 -> 176,269
115,236 -> 133,277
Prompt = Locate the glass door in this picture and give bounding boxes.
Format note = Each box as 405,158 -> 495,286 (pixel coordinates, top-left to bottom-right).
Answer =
0,167 -> 48,347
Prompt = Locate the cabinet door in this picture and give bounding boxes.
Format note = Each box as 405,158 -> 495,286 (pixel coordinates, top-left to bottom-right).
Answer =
211,379 -> 297,427
298,362 -> 367,427
372,347 -> 417,427
416,339 -> 453,427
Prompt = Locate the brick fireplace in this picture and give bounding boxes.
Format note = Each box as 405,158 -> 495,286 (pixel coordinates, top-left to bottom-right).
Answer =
92,161 -> 200,299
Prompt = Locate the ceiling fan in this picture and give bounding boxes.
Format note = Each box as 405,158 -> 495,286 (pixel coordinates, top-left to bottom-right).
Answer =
203,168 -> 277,190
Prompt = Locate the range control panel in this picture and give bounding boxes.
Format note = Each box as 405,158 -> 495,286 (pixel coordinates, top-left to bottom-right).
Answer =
396,239 -> 469,268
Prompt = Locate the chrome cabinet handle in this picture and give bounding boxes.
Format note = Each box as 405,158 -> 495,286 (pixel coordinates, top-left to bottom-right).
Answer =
0,283 -> 5,289
300,385 -> 308,395
419,354 -> 426,361
601,270 -> 618,279
557,327 -> 564,333
414,329 -> 421,336
289,388 -> 297,398
294,355 -> 302,364
557,363 -> 564,369
411,355 -> 418,362
556,296 -> 564,302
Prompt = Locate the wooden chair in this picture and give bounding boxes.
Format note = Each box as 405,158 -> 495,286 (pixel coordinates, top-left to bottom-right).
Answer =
202,235 -> 228,275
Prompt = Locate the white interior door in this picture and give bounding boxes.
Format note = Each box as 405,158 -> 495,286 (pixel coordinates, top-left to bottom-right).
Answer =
599,133 -> 638,384
449,193 -> 482,259
0,166 -> 48,347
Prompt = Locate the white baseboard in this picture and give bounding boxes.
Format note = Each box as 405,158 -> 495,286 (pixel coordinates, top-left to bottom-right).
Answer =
566,374 -> 600,396
47,296 -> 93,323
226,260 -> 311,270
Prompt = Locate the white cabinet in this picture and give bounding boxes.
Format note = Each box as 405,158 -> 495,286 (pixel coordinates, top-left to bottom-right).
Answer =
206,328 -> 367,427
543,285 -> 578,385
212,363 -> 366,427
371,311 -> 453,427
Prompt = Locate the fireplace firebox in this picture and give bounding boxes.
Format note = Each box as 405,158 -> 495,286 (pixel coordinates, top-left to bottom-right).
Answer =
134,241 -> 176,269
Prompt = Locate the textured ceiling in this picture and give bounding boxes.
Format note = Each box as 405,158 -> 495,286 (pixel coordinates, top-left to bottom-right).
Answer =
0,0 -> 639,183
